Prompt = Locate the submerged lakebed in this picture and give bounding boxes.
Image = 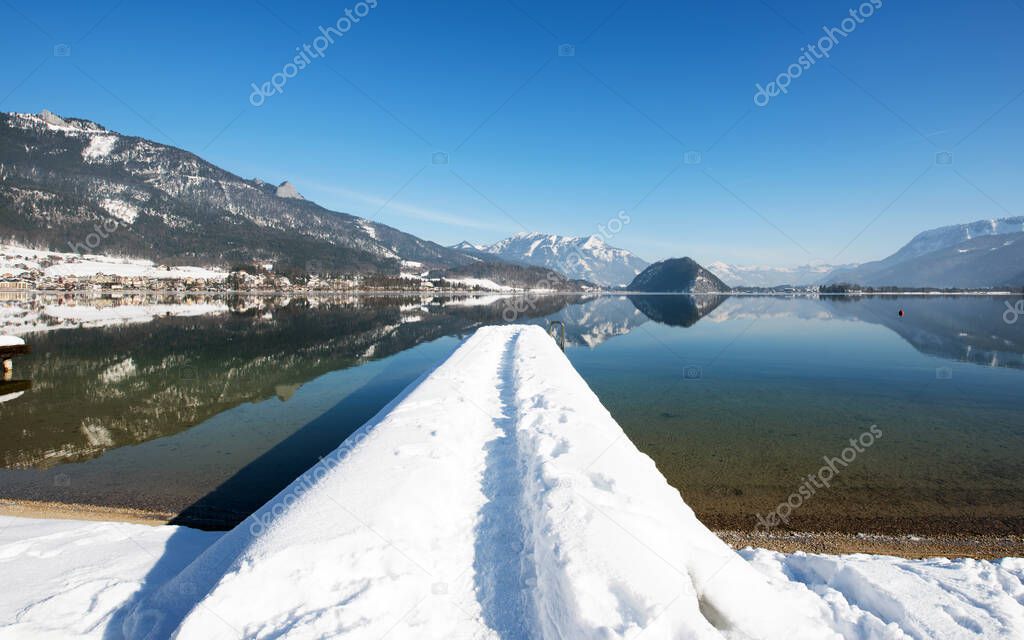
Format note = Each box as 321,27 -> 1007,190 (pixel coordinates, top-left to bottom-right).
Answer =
1,292 -> 1022,538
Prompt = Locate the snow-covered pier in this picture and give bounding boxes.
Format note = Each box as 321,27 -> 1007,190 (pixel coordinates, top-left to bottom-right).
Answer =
3,325 -> 1023,638
123,325 -> 838,638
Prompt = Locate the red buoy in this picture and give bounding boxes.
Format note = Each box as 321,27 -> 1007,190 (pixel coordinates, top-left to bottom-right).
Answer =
898,308 -> 904,317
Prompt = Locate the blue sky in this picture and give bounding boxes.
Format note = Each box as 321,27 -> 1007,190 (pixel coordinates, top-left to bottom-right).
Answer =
2,0 -> 1022,266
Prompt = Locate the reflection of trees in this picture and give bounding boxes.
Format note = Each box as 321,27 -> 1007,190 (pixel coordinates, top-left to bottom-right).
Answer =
0,295 -> 575,469
628,294 -> 729,327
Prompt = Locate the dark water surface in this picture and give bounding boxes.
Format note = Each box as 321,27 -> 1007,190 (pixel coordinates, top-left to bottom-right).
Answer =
1,292 -> 1022,534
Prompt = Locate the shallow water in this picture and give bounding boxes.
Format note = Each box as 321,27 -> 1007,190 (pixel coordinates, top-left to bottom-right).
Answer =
1,292 -> 1022,534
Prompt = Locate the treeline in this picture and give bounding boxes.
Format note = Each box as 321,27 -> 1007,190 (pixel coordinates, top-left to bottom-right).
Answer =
819,283 -> 1024,294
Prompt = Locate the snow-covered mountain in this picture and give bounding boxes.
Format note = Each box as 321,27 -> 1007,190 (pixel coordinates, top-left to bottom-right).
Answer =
824,216 -> 1024,288
452,232 -> 649,287
706,262 -> 854,287
0,110 -> 477,274
450,240 -> 486,252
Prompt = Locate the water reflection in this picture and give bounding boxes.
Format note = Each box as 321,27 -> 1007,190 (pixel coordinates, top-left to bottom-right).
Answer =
2,292 -> 1023,530
628,294 -> 728,327
0,293 -> 574,469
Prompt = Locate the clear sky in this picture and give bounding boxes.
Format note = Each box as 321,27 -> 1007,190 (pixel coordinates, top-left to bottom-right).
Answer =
2,0 -> 1021,266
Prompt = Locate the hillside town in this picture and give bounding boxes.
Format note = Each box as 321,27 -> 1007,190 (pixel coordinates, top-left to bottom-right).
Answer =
0,246 -> 521,294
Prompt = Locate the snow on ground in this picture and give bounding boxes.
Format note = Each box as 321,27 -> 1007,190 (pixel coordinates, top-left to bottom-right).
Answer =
0,335 -> 25,347
82,134 -> 118,160
0,244 -> 227,280
741,549 -> 1024,639
0,518 -> 220,639
100,198 -> 139,224
443,277 -> 514,291
1,325 -> 1022,639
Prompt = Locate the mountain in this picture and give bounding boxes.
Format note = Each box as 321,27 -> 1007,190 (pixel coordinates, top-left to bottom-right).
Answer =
707,261 -> 848,287
824,217 -> 1024,288
450,240 -> 486,253
627,257 -> 730,293
452,232 -> 649,287
439,261 -> 594,291
0,110 -> 477,275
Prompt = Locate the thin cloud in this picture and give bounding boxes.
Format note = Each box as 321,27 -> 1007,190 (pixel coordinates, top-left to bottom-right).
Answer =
302,182 -> 513,232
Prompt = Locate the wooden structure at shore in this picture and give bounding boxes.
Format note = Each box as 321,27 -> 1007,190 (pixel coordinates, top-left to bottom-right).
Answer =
1,343 -> 31,375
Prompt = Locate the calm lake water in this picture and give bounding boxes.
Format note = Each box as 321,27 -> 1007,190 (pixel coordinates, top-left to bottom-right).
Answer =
1,292 -> 1022,535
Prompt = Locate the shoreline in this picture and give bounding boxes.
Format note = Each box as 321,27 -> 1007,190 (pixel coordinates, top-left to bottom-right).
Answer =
0,499 -> 173,526
716,529 -> 1024,560
3,498 -> 1021,560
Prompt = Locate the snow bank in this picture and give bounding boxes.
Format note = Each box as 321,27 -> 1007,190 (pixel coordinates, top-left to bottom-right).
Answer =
741,549 -> 1024,639
0,517 -> 220,638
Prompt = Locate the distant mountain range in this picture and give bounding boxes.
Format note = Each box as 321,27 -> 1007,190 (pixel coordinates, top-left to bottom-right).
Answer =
450,232 -> 648,288
627,257 -> 730,293
5,111 -> 1018,291
707,262 -> 847,288
824,217 -> 1024,288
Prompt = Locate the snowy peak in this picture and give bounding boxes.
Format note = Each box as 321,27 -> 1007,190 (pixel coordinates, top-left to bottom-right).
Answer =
823,215 -> 1024,288
467,231 -> 649,287
896,216 -> 1024,261
450,240 -> 486,252
275,181 -> 304,200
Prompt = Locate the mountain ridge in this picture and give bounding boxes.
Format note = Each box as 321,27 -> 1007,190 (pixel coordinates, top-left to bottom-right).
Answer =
0,111 -> 476,275
450,231 -> 648,287
824,216 -> 1024,288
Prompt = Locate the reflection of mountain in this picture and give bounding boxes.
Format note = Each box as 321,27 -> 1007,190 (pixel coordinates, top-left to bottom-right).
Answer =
823,296 -> 1024,369
0,295 -> 574,469
628,294 -> 728,327
534,295 -> 649,347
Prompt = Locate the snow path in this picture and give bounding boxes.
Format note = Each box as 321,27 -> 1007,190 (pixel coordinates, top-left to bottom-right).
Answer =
473,331 -> 534,638
4,325 -> 1023,638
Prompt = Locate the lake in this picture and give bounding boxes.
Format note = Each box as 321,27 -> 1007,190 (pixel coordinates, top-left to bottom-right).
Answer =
1,292 -> 1022,535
